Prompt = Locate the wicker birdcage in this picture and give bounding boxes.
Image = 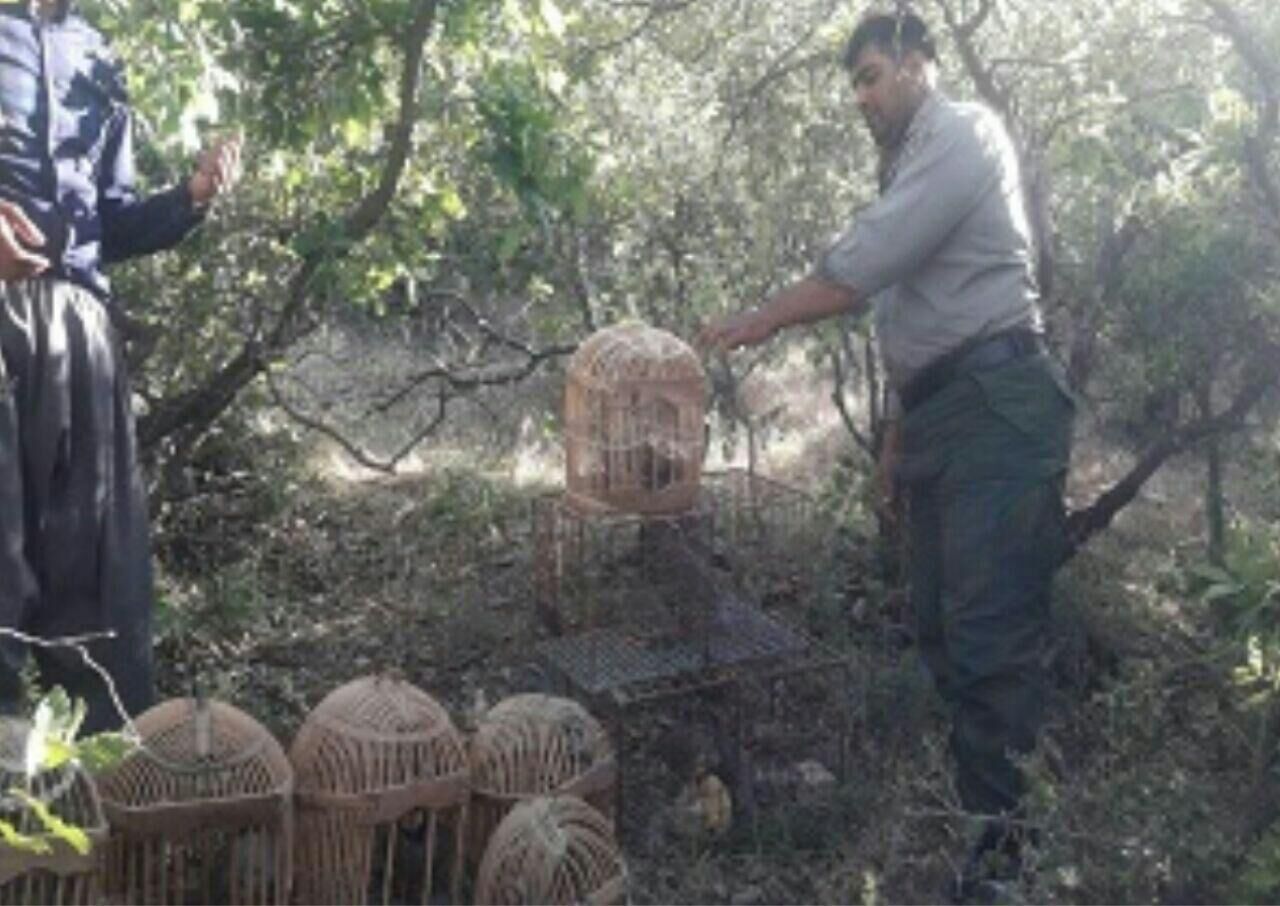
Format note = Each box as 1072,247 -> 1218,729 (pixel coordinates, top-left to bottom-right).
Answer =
96,698 -> 294,905
564,322 -> 707,515
474,796 -> 626,905
0,718 -> 107,905
289,675 -> 470,906
469,695 -> 615,862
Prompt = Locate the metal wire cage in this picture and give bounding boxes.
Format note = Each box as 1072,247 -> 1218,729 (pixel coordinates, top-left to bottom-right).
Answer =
564,322 -> 707,515
288,675 -> 469,906
532,470 -> 831,703
468,695 -> 615,862
533,490 -> 717,640
700,469 -> 828,605
0,719 -> 108,906
96,698 -> 294,905
473,796 -> 626,906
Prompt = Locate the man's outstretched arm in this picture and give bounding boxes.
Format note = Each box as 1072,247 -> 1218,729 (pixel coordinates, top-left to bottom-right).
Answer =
698,276 -> 867,352
98,108 -> 242,264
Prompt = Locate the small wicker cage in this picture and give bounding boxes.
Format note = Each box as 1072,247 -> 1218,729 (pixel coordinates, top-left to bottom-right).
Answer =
289,675 -> 470,905
564,322 -> 707,515
95,698 -> 294,905
0,719 -> 107,906
474,796 -> 626,905
469,695 -> 615,861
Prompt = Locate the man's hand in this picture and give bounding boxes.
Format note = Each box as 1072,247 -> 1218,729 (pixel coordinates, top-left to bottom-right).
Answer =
188,134 -> 243,207
0,201 -> 49,281
698,278 -> 864,355
697,306 -> 778,354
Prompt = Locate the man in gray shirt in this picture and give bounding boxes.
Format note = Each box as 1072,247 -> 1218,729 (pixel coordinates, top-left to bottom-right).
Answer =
702,11 -> 1073,900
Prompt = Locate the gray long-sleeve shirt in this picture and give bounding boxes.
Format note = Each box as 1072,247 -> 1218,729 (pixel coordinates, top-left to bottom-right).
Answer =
815,92 -> 1041,412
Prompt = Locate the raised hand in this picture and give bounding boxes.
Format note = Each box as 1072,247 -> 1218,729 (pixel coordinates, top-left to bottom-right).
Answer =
188,134 -> 243,207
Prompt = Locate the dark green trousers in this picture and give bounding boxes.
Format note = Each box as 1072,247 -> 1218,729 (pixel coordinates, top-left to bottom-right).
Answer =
900,353 -> 1074,817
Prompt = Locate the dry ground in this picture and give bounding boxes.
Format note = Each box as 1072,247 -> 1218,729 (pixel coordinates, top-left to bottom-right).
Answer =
147,337 -> 1274,903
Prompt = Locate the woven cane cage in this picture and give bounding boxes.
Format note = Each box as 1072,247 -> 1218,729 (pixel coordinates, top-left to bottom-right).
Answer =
95,698 -> 293,905
474,796 -> 626,905
564,322 -> 707,515
0,719 -> 107,905
469,695 -> 615,861
289,675 -> 469,905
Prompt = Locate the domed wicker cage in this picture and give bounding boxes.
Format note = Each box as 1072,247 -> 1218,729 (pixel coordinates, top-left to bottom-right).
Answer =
95,698 -> 294,905
289,675 -> 469,906
469,695 -> 614,861
564,323 -> 707,515
0,718 -> 108,905
474,796 -> 626,905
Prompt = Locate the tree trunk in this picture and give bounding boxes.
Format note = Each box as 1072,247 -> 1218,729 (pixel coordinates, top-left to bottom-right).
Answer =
1198,382 -> 1227,566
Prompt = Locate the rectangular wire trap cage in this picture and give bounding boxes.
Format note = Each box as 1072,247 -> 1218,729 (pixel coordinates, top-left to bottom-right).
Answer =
532,468 -> 841,705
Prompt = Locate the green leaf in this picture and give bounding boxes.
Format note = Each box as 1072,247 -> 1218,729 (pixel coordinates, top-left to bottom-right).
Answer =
75,733 -> 136,775
438,186 -> 467,220
10,789 -> 92,856
1190,564 -> 1235,586
1202,582 -> 1245,605
0,818 -> 51,855
25,688 -> 88,777
496,223 -> 529,263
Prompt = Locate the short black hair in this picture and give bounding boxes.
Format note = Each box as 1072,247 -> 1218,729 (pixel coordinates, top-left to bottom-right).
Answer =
842,10 -> 937,70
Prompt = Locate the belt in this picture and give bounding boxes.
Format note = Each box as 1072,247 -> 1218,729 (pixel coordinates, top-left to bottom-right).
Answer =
900,327 -> 1044,413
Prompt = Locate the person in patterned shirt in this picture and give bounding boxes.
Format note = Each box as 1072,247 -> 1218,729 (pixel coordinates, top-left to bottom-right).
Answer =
0,0 -> 240,732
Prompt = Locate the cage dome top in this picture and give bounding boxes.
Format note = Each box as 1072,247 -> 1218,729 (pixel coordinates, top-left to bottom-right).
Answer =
297,674 -> 458,743
568,322 -> 705,392
290,674 -> 467,798
97,698 -> 291,808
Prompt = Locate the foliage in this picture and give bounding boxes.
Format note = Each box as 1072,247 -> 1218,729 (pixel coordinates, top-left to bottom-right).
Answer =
26,0 -> 1280,896
1191,521 -> 1280,661
0,688 -> 134,858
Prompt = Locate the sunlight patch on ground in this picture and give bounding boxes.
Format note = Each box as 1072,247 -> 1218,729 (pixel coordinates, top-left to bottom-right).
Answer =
510,414 -> 565,488
311,442 -> 486,486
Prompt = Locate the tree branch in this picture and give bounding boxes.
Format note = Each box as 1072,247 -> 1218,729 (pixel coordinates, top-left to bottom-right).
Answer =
930,0 -> 1056,298
1203,0 -> 1280,237
266,369 -> 448,473
369,338 -> 577,414
139,0 -> 443,453
571,0 -> 705,65
1064,347 -> 1280,561
829,342 -> 874,457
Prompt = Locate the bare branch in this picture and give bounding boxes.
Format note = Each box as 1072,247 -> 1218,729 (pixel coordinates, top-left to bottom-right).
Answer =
828,346 -> 874,457
369,338 -> 577,414
933,0 -> 1010,114
571,0 -> 705,65
719,18 -> 830,149
0,628 -> 139,741
266,370 -> 448,473
1065,346 -> 1280,560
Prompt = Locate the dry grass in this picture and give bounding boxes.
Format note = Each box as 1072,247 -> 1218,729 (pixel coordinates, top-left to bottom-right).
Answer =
147,339 -> 1275,903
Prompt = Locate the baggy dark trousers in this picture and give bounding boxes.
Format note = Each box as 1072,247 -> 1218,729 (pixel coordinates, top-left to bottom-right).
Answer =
0,279 -> 154,733
900,353 -> 1074,817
